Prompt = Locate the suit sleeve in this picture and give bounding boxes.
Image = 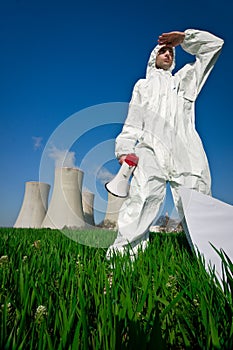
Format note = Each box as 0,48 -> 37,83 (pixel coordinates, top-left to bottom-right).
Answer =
115,80 -> 144,158
178,29 -> 224,101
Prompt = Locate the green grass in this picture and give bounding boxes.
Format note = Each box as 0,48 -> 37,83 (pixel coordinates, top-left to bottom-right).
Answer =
0,228 -> 232,349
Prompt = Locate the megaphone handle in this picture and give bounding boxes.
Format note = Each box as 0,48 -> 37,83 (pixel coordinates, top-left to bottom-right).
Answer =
121,164 -> 135,177
125,153 -> 139,167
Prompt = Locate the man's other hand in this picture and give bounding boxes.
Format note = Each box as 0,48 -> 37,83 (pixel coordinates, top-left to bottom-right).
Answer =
158,31 -> 185,47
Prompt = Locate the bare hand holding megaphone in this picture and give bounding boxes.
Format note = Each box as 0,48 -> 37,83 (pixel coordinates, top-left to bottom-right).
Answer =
105,154 -> 139,198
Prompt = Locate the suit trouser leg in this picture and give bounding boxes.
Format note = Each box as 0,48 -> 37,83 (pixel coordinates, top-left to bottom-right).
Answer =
109,168 -> 167,250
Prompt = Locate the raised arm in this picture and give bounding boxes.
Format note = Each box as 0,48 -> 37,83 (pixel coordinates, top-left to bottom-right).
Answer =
178,29 -> 224,100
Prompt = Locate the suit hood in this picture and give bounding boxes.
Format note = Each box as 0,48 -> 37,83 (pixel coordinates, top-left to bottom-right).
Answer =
146,44 -> 176,78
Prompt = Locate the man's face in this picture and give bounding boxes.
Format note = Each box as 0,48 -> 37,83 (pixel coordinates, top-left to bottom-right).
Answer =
156,46 -> 174,71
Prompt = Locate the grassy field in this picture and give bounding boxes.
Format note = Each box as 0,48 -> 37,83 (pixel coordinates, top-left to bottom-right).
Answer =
0,228 -> 232,349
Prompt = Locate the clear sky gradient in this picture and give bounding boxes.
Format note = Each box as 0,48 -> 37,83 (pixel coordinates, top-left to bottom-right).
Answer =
0,0 -> 232,226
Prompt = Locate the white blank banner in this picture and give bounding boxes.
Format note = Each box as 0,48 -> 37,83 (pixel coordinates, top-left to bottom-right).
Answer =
179,186 -> 233,280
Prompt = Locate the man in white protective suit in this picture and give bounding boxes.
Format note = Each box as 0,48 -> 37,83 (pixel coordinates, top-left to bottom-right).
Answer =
106,29 -> 224,259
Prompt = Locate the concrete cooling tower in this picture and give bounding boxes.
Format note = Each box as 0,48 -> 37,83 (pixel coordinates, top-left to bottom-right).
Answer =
103,192 -> 126,229
82,190 -> 95,226
14,182 -> 50,228
42,167 -> 85,229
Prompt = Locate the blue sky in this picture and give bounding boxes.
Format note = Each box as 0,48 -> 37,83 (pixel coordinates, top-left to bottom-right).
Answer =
0,0 -> 232,226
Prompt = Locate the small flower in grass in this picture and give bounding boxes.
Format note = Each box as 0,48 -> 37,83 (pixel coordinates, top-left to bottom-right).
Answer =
193,297 -> 200,307
0,255 -> 9,266
151,275 -> 155,290
54,279 -> 59,288
166,274 -> 179,299
22,255 -> 28,262
166,275 -> 177,288
34,305 -> 47,323
76,260 -> 83,268
6,303 -> 13,316
1,302 -> 11,311
33,240 -> 41,249
1,302 -> 15,325
1,302 -> 13,312
104,272 -> 113,295
75,254 -> 84,271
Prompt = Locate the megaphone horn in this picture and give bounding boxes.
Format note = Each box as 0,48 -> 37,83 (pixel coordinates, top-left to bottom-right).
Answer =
105,154 -> 139,198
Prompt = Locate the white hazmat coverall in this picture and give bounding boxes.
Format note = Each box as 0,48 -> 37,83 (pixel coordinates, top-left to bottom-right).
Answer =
107,29 -> 224,256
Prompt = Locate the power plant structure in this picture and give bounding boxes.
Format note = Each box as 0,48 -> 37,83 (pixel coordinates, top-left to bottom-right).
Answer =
82,190 -> 95,226
103,191 -> 127,229
14,181 -> 50,228
14,167 -> 127,231
42,167 -> 85,229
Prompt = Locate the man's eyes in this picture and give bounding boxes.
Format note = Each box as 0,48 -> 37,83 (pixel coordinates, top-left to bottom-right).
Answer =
159,49 -> 173,55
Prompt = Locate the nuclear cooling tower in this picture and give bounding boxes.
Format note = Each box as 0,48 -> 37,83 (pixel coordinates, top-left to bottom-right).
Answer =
42,167 -> 85,229
103,192 -> 126,229
14,182 -> 50,228
82,190 -> 95,226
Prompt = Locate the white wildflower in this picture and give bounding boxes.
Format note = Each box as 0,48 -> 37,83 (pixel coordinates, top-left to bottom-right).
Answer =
33,240 -> 41,249
166,275 -> 177,288
34,305 -> 47,323
75,255 -> 84,271
193,298 -> 200,307
104,272 -> 113,295
0,255 -> 9,263
0,255 -> 9,266
1,302 -> 13,314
